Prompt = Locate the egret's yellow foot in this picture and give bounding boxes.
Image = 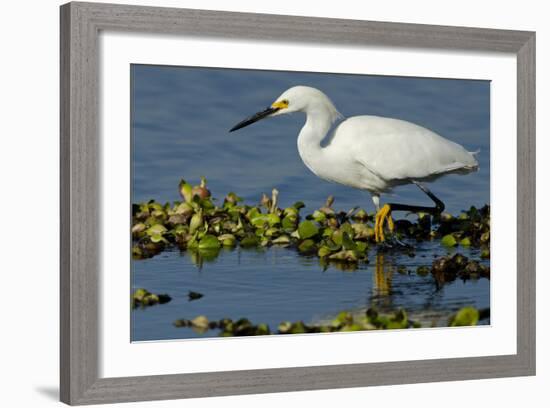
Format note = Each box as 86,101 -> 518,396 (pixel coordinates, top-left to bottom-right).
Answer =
374,204 -> 395,243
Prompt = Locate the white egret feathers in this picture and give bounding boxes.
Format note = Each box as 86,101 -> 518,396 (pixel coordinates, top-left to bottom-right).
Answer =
230,85 -> 479,243
270,86 -> 343,124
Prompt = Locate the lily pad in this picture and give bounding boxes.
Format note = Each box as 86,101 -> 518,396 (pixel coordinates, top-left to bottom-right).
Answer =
441,234 -> 458,247
317,246 -> 332,258
174,202 -> 194,215
298,220 -> 319,239
312,210 -> 326,223
459,237 -> 472,247
146,224 -> 167,236
198,234 -> 221,250
355,241 -> 368,254
191,315 -> 209,329
449,307 -> 479,326
150,234 -> 168,244
341,232 -> 357,250
272,235 -> 290,245
331,230 -> 343,246
132,223 -> 147,235
218,233 -> 236,247
282,215 -> 298,230
298,239 -> 316,253
240,235 -> 259,248
132,288 -> 171,308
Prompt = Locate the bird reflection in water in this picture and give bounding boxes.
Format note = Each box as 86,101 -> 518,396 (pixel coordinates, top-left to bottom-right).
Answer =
372,253 -> 394,308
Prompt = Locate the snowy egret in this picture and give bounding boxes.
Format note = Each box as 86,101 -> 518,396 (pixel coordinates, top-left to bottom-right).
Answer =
230,86 -> 478,243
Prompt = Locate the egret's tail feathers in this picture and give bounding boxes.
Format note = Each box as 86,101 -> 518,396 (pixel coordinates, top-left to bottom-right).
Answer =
464,149 -> 480,171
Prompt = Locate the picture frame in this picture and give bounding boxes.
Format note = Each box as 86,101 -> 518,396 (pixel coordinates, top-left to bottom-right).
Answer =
60,1 -> 535,405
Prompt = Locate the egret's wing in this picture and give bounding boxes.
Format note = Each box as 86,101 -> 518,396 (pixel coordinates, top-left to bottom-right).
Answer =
337,116 -> 478,182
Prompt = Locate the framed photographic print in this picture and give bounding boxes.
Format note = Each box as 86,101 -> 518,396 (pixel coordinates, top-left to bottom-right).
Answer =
60,1 -> 535,405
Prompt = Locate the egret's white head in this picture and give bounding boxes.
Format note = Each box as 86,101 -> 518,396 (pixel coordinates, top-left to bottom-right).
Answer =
270,86 -> 341,118
229,85 -> 342,132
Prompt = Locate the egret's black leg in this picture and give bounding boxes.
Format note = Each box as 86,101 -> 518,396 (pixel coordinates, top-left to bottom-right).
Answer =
374,181 -> 445,243
387,181 -> 445,215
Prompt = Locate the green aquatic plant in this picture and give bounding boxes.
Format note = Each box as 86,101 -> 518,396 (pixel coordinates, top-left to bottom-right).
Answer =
416,265 -> 430,277
131,178 -> 490,266
173,307 -> 424,337
436,205 -> 490,249
449,306 -> 480,326
441,234 -> 458,247
298,220 -> 319,239
132,288 -> 171,309
431,253 -> 490,285
172,305 -> 489,337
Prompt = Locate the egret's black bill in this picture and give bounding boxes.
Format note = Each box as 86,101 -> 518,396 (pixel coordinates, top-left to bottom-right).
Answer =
229,107 -> 279,132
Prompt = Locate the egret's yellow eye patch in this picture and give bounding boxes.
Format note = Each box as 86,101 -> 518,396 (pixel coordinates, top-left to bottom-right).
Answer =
271,99 -> 289,109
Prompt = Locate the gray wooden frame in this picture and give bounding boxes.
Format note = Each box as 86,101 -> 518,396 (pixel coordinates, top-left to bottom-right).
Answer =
60,1 -> 536,405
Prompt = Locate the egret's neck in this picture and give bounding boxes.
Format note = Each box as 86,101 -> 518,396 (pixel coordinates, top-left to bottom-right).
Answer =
297,107 -> 339,174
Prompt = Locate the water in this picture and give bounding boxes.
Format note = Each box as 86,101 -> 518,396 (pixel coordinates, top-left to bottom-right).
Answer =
132,244 -> 489,341
131,65 -> 490,341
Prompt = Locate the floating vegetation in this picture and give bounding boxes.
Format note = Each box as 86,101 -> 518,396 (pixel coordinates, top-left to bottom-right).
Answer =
173,305 -> 488,336
173,307 -> 421,336
436,205 -> 490,249
132,288 -> 171,309
392,205 -> 490,246
416,265 -> 430,277
131,178 -> 490,267
449,306 -> 479,326
431,253 -> 490,285
449,306 -> 490,326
